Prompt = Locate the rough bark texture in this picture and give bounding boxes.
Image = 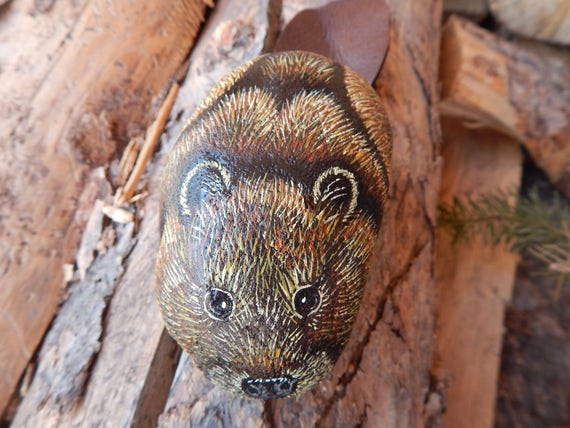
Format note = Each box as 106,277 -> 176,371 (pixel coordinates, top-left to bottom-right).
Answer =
10,0 -> 272,425
11,221 -> 136,426
433,119 -> 522,428
158,0 -> 274,424
0,0 -> 212,420
5,0 -> 569,426
496,256 -> 570,428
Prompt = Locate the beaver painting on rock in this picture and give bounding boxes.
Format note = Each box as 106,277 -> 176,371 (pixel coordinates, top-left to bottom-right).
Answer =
156,51 -> 391,399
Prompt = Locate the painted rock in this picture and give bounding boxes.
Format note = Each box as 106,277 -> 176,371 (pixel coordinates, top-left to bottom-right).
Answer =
156,51 -> 391,399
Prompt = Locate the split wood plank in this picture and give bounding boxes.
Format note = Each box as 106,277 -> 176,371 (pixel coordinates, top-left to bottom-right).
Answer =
0,1 -> 91,414
433,119 -> 522,428
54,188 -> 174,427
440,15 -> 570,198
0,0 -> 212,420
11,221 -> 136,426
12,0 -> 275,426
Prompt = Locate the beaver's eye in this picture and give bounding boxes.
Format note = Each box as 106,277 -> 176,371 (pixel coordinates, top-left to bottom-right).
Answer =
204,288 -> 234,320
293,285 -> 321,317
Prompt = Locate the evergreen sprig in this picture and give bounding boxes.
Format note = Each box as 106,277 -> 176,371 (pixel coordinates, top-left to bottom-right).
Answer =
438,188 -> 570,284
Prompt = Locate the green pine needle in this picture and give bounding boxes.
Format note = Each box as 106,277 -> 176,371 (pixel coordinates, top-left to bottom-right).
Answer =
438,188 -> 570,284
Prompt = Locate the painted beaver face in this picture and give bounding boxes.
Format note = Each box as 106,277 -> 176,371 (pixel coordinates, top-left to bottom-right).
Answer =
156,52 -> 391,399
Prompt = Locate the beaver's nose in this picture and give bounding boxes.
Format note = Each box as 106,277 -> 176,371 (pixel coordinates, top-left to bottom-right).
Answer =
241,375 -> 297,399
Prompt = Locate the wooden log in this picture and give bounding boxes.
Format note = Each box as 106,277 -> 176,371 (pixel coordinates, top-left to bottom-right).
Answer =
433,118 -> 522,428
0,0 -> 211,419
0,1 -> 90,413
57,190 -> 175,427
440,15 -> 570,198
160,0 -> 443,425
11,221 -> 136,426
159,0 -> 276,156
8,0 -> 443,425
489,0 -> 570,45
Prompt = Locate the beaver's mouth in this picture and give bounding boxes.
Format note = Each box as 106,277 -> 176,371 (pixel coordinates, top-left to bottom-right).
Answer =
241,374 -> 298,399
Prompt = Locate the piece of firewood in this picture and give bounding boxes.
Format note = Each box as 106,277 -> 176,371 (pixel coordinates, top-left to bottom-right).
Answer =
440,15 -> 570,198
433,118 -> 522,428
0,0 -> 212,419
11,222 -> 136,426
489,0 -> 570,45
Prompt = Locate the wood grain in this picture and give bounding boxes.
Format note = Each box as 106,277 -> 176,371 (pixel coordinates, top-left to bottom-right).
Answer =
7,0 -> 444,425
158,0 -> 274,424
0,0 -> 211,418
433,119 -> 522,428
11,222 -> 136,426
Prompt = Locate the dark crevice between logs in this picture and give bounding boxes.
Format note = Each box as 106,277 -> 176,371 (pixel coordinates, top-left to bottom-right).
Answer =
406,44 -> 440,163
132,330 -> 182,428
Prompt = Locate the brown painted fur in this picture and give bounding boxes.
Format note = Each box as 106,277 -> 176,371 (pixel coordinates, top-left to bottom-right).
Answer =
156,51 -> 391,398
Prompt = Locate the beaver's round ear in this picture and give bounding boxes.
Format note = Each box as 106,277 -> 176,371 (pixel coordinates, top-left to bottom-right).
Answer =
179,160 -> 232,217
313,167 -> 359,222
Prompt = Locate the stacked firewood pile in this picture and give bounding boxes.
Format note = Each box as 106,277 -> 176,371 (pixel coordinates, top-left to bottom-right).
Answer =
0,0 -> 568,426
438,3 -> 569,426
